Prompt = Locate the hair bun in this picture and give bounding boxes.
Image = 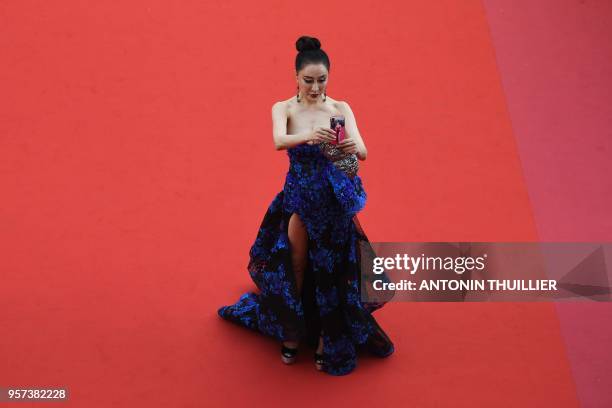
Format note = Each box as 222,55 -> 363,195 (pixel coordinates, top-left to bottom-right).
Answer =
296,36 -> 321,52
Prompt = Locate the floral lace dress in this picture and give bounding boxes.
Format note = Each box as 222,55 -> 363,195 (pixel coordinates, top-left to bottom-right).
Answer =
217,142 -> 395,375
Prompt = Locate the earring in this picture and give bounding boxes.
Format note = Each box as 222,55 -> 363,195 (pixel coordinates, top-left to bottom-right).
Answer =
296,86 -> 301,103
323,92 -> 326,102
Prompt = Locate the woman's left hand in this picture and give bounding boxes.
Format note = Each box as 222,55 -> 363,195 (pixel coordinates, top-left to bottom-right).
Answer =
338,138 -> 358,154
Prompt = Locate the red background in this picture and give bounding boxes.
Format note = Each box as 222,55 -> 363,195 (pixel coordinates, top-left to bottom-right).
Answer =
1,0 -> 610,406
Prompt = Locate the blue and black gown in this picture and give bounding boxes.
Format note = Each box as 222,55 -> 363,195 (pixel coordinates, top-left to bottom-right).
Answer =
217,142 -> 395,376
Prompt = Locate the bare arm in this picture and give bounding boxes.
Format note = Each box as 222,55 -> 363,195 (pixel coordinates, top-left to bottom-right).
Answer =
272,102 -> 309,150
339,101 -> 368,161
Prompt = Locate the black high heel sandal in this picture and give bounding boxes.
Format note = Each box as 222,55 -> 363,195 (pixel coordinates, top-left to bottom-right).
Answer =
314,333 -> 324,371
281,344 -> 298,365
314,352 -> 324,371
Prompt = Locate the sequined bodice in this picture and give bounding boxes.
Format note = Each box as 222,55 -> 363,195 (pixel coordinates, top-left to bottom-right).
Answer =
288,142 -> 359,178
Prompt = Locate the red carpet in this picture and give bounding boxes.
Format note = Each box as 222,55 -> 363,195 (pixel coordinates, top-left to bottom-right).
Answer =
3,0 -> 606,406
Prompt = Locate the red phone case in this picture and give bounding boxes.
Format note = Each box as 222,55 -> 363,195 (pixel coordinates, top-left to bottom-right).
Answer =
330,115 -> 346,145
336,125 -> 345,144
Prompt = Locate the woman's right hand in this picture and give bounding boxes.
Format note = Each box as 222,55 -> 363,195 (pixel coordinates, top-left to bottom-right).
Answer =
306,127 -> 337,145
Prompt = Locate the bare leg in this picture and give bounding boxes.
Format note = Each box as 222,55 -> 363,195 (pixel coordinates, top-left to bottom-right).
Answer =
282,213 -> 308,349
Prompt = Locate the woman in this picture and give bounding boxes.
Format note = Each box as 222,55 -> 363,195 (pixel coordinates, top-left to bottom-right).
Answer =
217,35 -> 395,376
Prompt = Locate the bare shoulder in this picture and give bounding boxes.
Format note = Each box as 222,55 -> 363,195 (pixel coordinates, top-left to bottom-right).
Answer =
272,98 -> 290,112
333,99 -> 354,117
332,100 -> 351,113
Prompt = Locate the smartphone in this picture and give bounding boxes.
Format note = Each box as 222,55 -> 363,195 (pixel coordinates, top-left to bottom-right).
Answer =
330,115 -> 346,145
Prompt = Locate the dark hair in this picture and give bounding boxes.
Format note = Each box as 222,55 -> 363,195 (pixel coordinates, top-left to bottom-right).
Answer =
295,36 -> 330,73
